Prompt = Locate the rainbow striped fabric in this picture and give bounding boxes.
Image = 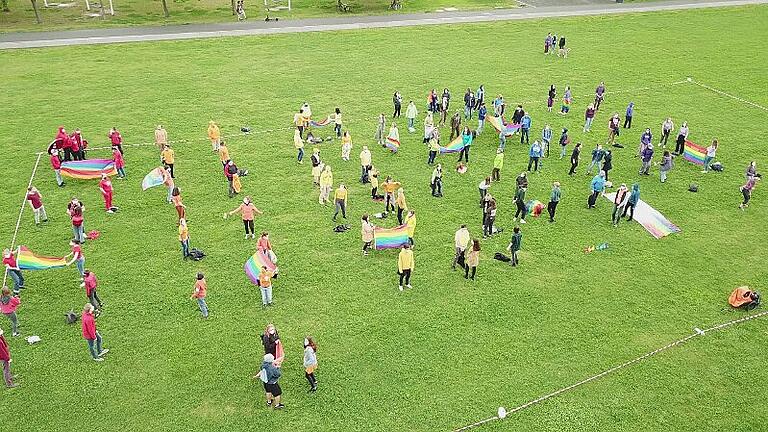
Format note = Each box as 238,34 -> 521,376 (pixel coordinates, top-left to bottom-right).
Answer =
16,246 -> 67,270
374,224 -> 409,250
310,117 -> 331,127
60,159 -> 117,180
486,116 -> 522,136
683,140 -> 706,166
439,136 -> 465,154
526,200 -> 545,217
385,137 -> 400,152
604,193 -> 680,239
244,251 -> 277,284
142,167 -> 166,190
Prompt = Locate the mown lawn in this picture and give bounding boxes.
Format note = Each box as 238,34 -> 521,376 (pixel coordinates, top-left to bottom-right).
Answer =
0,5 -> 766,432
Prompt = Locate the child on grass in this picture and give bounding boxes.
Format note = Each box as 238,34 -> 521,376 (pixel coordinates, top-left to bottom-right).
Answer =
507,227 -> 522,267
303,337 -> 318,392
465,239 -> 480,280
191,272 -> 208,318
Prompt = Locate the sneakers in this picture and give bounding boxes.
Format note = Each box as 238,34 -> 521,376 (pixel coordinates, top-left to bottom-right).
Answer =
267,400 -> 273,407
12,332 -> 20,337
398,286 -> 403,292
519,219 -> 526,224
245,234 -> 249,239
274,404 -> 285,410
98,349 -> 109,357
406,284 -> 412,289
93,357 -> 104,362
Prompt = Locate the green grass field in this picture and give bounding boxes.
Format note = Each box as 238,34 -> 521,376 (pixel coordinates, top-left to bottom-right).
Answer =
1,5 -> 767,432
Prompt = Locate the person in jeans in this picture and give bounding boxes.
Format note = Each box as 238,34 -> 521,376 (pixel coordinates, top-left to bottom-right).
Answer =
405,210 -> 416,246
82,303 -> 108,362
179,218 -> 190,259
25,186 -> 48,225
465,239 -> 480,280
639,143 -> 655,175
258,266 -> 275,307
294,129 -> 304,164
405,100 -> 417,130
623,102 -> 634,128
3,249 -> 24,296
585,144 -> 605,175
430,164 -> 443,197
520,112 -> 531,145
258,354 -> 284,409
0,328 -> 17,388
332,184 -> 348,222
541,124 -> 552,157
559,128 -> 570,159
477,102 -> 487,134
527,141 -> 543,172
660,117 -> 674,146
659,151 -> 674,183
452,225 -> 470,271
83,270 -> 102,310
513,184 -> 528,224
333,107 -> 343,138
50,149 -> 64,187
583,103 -> 596,132
482,199 -> 496,239
427,134 -> 440,165
547,182 -> 561,223
359,146 -> 372,183
191,272 -> 209,318
67,199 -> 86,243
622,183 -> 641,221
612,184 -> 630,227
589,172 -> 606,209
507,226 -> 522,267
702,139 -> 718,173
397,243 -> 414,291
0,287 -> 20,337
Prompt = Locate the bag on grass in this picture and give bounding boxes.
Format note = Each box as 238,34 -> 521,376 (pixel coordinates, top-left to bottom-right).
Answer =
688,184 -> 698,193
494,252 -> 511,262
189,248 -> 206,261
65,310 -> 79,324
710,162 -> 724,172
729,287 -> 760,310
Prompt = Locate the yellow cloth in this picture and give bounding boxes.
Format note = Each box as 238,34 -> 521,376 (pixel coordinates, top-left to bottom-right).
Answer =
383,181 -> 400,194
320,170 -> 333,187
406,214 -> 416,237
232,173 -> 242,193
466,249 -> 479,267
334,187 -> 348,200
398,249 -> 414,272
294,136 -> 304,149
178,224 -> 189,241
208,124 -> 220,140
361,221 -> 374,242
430,139 -> 440,152
161,148 -> 175,164
218,146 -> 230,162
395,193 -> 407,210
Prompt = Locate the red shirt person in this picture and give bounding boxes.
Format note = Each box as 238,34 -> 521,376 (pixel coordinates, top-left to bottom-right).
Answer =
25,186 -> 48,225
112,147 -> 125,178
98,174 -> 115,212
50,150 -> 64,186
108,127 -> 123,154
81,303 -> 108,361
0,328 -> 16,387
83,270 -> 102,309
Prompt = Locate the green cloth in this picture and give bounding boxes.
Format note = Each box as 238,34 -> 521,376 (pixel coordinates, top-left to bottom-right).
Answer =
510,232 -> 522,251
493,153 -> 504,170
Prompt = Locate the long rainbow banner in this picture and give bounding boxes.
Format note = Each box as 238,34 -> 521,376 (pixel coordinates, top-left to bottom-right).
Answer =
310,117 -> 331,127
439,136 -> 465,154
683,140 -> 706,166
486,116 -> 522,136
244,251 -> 277,284
61,159 -> 117,180
604,193 -> 680,239
142,167 -> 166,190
16,246 -> 67,270
385,137 -> 400,152
374,224 -> 409,250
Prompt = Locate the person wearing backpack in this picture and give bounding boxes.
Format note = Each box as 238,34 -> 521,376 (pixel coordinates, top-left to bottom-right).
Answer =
257,353 -> 284,409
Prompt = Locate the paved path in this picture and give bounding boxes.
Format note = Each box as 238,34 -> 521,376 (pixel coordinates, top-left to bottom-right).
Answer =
0,0 -> 764,49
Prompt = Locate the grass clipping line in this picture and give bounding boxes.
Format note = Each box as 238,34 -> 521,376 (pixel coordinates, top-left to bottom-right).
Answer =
453,310 -> 768,432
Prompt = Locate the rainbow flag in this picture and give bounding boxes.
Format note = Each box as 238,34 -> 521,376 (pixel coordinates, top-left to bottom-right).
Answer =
385,137 -> 400,152
60,159 -> 117,180
244,251 -> 277,284
486,116 -> 522,136
16,246 -> 67,270
604,193 -> 680,239
310,117 -> 331,127
142,167 -> 166,191
374,224 -> 409,250
683,140 -> 706,166
526,200 -> 545,217
439,136 -> 465,154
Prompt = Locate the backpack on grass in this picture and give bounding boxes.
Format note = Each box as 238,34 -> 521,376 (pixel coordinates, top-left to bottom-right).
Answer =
189,248 -> 206,261
729,287 -> 760,311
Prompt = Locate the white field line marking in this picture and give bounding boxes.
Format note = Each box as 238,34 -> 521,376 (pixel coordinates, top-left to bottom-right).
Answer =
452,309 -> 768,432
690,79 -> 768,112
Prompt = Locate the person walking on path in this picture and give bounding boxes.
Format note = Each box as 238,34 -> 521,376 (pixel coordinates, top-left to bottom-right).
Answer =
659,150 -> 674,183
507,226 -> 522,267
303,337 -> 318,392
452,225 -> 470,271
622,183 -> 641,221
191,272 -> 209,318
588,172 -> 606,209
702,139 -> 718,173
0,328 -> 17,388
547,182 -> 561,223
623,102 -> 634,129
82,303 -> 108,362
332,184 -> 348,222
25,187 -> 48,225
397,244 -> 414,291
611,183 -> 630,226
464,239 -> 480,280
1,287 -> 20,337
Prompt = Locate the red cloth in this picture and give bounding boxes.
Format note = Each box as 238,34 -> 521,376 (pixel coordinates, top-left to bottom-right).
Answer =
0,296 -> 20,314
26,191 -> 43,209
82,312 -> 97,340
109,131 -> 122,145
0,335 -> 9,361
3,255 -> 18,270
71,133 -> 82,152
113,150 -> 125,169
84,273 -> 98,296
56,128 -> 71,149
50,154 -> 62,169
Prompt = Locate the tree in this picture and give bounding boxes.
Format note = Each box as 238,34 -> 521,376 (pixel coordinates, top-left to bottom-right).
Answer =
2,0 -> 10,13
161,0 -> 169,17
30,0 -> 42,23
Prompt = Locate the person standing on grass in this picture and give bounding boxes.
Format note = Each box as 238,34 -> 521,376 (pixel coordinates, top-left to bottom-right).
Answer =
450,112 -> 462,141
559,128 -> 570,159
50,149 -> 64,187
477,102 -> 487,134
520,111 -> 532,145
674,121 -> 689,155
226,196 -> 262,239
375,114 -> 386,146
332,184 -> 348,222
405,100 -> 417,131
702,139 -> 718,173
601,149 -> 613,181
359,146 -> 372,183
745,161 -> 759,180
622,183 -> 641,221
659,151 -> 674,183
393,92 -> 403,118
386,122 -> 400,150
83,270 -> 102,310
475,85 -> 485,110
333,107 -> 343,138
404,210 -> 416,246
25,187 -> 48,225
624,102 -> 634,129
303,337 -> 318,392
492,149 -> 504,182
493,94 -> 505,118
440,89 -> 451,126
66,240 -> 86,284
458,126 -> 473,163
397,243 -> 414,291
208,121 -> 224,152
558,35 -> 567,57
584,103 -> 596,132
464,88 -> 475,119
261,324 -> 284,364
0,328 -> 17,388
361,214 -> 375,256
319,165 -> 333,206
585,144 -> 605,176
639,128 -> 653,157
541,124 -> 552,157
160,145 -> 175,178
179,218 -> 190,259
639,143 -> 655,176
171,187 -> 186,220
98,174 -> 115,213
453,225 -> 470,271
482,198 -> 496,239
588,172 -> 606,209
190,272 -> 209,319
369,166 -> 381,199
112,146 -> 126,179
498,129 -> 507,152
511,105 -> 525,126
3,249 -> 24,296
67,198 -> 86,243
258,353 -> 284,409
431,164 -> 443,197
258,266 -> 275,308
739,176 -> 759,210
479,177 -> 491,205
568,142 -> 582,176
395,188 -> 408,225
507,226 -> 522,267
1,287 -> 20,337
423,112 -> 435,144
427,133 -> 440,165
341,131 -> 352,161
382,176 -> 401,215
528,141 -> 543,172
155,125 -> 168,151
606,113 -> 620,146
465,239 -> 480,280
560,86 -> 572,115
513,182 -> 528,224
547,84 -> 556,113
611,183 -> 630,227
594,82 -> 606,110
660,117 -> 674,147
310,149 -> 323,186
293,129 -> 304,164
107,127 -> 123,154
163,167 -> 175,203
82,303 -> 108,362
547,182 -> 561,223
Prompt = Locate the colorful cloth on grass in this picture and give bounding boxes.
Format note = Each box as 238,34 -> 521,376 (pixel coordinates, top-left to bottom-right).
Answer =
385,137 -> 400,152
604,193 -> 680,239
244,251 -> 277,284
374,224 -> 409,250
142,167 -> 166,190
526,200 -> 544,217
683,140 -> 706,166
486,116 -> 522,136
16,246 -> 67,270
439,136 -> 465,154
60,159 -> 117,180
309,117 -> 331,127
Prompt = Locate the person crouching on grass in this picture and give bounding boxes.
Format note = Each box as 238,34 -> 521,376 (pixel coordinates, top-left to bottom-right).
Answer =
397,244 -> 414,292
190,272 -> 209,318
303,337 -> 318,392
82,303 -> 108,362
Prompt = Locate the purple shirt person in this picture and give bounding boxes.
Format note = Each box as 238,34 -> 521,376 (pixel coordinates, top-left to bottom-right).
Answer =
640,144 -> 654,175
595,82 -> 606,109
639,128 -> 653,155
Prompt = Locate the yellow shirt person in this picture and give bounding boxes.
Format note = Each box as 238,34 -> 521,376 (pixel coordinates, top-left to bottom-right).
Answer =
161,147 -> 175,165
208,121 -> 221,151
405,211 -> 416,239
397,244 -> 414,291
